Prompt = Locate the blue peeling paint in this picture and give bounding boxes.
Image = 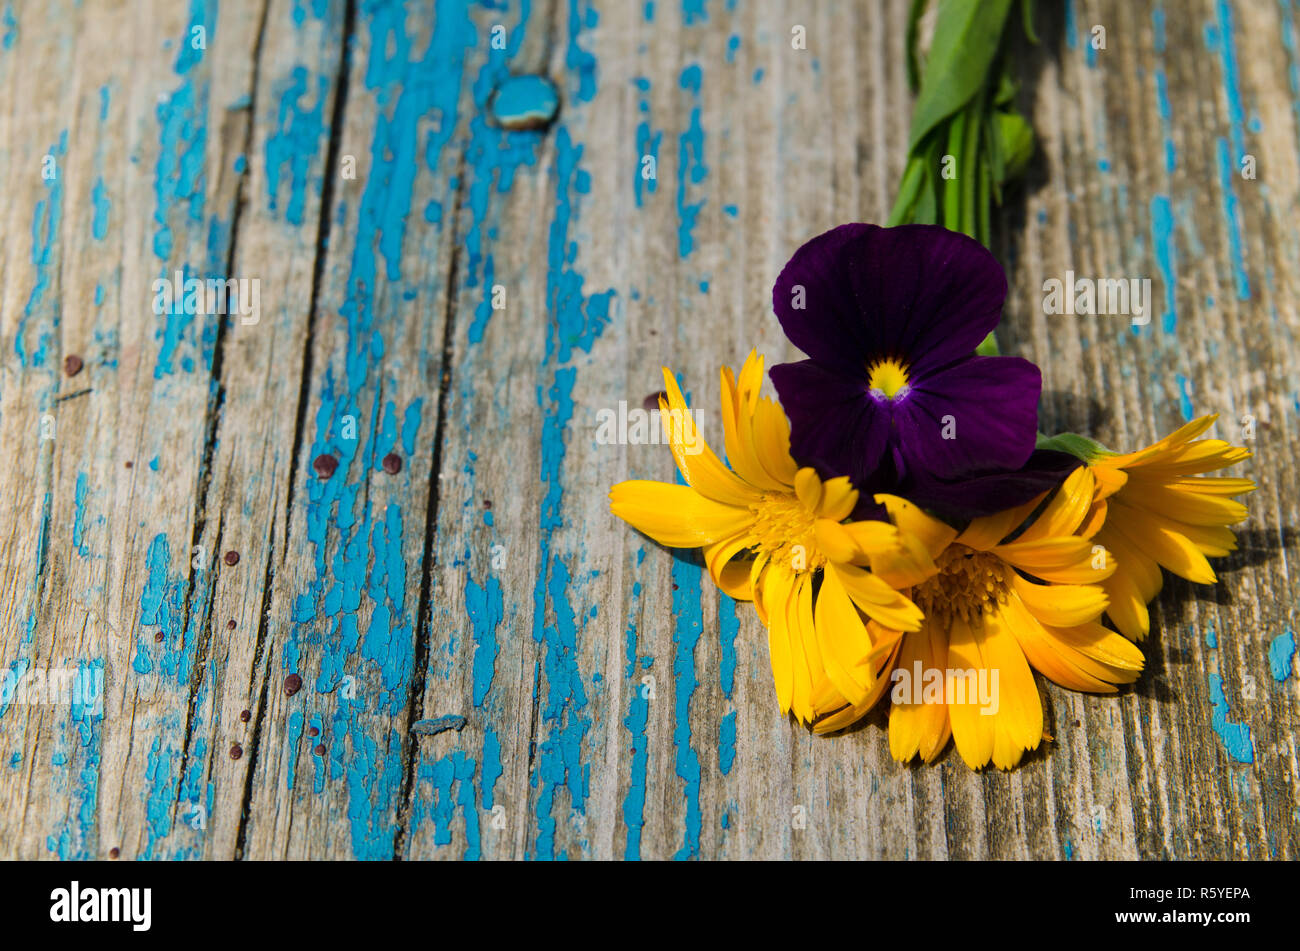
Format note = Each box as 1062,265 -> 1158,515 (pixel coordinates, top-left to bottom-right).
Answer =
72,472 -> 90,557
91,177 -> 111,241
718,710 -> 737,775
1269,630 -> 1295,682
2,3 -> 15,49
676,65 -> 707,257
1149,195 -> 1176,334
622,562 -> 649,859
467,574 -> 503,707
1215,137 -> 1250,301
265,65 -> 330,226
1208,674 -> 1253,763
1175,373 -> 1194,421
16,131 -> 66,368
633,78 -> 662,207
670,541 -> 703,860
152,0 -> 213,261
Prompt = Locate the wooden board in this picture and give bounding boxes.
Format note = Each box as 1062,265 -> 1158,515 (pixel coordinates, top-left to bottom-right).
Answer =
0,0 -> 1296,861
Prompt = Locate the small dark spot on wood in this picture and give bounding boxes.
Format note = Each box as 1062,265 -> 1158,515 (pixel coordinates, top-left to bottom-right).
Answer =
109,847 -> 120,859
308,726 -> 319,737
283,673 -> 303,697
382,452 -> 403,474
230,743 -> 243,760
313,743 -> 327,756
410,714 -> 468,736
154,631 -> 164,643
63,354 -> 83,377
224,550 -> 240,566
227,619 -> 237,630
124,461 -> 133,469
672,583 -> 679,591
313,453 -> 338,479
483,499 -> 493,510
240,709 -> 251,723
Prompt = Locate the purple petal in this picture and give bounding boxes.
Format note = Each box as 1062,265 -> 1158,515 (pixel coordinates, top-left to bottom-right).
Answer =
771,223 -> 1007,376
892,355 -> 1042,480
889,450 -> 1081,522
769,359 -> 889,487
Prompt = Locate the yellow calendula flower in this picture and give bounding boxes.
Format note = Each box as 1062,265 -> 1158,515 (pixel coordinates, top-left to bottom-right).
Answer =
609,350 -> 923,725
1084,414 -> 1255,641
819,467 -> 1145,770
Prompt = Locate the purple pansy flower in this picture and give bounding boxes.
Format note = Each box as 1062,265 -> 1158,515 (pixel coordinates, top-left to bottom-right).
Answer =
769,223 -> 1076,519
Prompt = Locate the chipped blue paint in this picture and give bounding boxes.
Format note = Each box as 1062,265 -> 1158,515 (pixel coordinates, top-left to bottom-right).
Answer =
1152,5 -> 1165,54
45,659 -> 104,860
622,562 -> 649,859
676,65 -> 707,257
726,33 -> 739,63
16,131 -> 66,368
717,595 -> 739,775
670,534 -> 703,860
91,177 -> 110,241
1206,625 -> 1218,648
72,472 -> 90,557
467,574 -> 503,707
634,77 -> 662,207
1208,673 -> 1253,763
1212,1 -> 1247,164
682,0 -> 707,26
141,735 -> 178,860
265,65 -> 330,226
1175,373 -> 1194,421
1,2 -> 14,49
718,710 -> 736,775
480,727 -> 502,811
413,751 -> 481,859
1149,195 -> 1176,333
1268,630 -> 1295,682
152,0 -> 213,261
1153,69 -> 1176,174
565,0 -> 599,104
1215,137 -> 1250,300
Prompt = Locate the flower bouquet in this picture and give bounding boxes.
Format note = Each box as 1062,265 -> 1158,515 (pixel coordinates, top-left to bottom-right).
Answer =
608,1 -> 1254,770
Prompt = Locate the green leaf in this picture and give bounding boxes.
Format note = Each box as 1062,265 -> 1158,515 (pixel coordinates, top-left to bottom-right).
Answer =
905,0 -> 931,92
994,109 -> 1034,180
907,0 -> 1014,152
886,154 -> 929,226
1034,432 -> 1112,461
1021,0 -> 1040,45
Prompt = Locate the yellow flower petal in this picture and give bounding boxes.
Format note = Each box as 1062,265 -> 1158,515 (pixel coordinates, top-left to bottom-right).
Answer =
609,481 -> 752,547
1011,575 -> 1108,628
813,565 -> 877,706
887,621 -> 952,763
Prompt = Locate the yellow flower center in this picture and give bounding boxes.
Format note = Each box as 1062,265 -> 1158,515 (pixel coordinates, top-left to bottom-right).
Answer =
913,545 -> 1010,627
866,357 -> 910,399
749,492 -> 825,573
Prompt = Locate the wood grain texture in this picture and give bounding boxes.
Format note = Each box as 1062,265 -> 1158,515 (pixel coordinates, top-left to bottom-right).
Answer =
0,0 -> 1295,861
